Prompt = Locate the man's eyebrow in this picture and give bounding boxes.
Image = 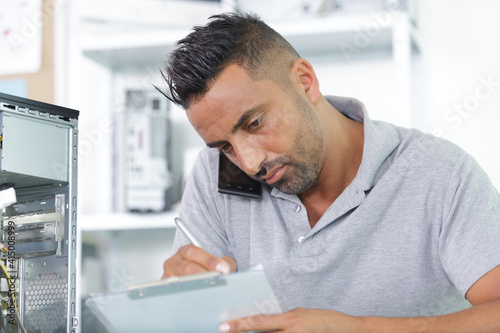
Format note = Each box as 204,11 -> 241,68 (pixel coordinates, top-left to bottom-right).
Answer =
206,104 -> 265,149
206,140 -> 226,149
231,104 -> 265,133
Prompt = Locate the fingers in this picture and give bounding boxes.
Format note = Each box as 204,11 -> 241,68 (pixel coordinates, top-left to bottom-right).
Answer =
222,256 -> 238,272
162,244 -> 234,278
220,308 -> 361,333
219,314 -> 284,333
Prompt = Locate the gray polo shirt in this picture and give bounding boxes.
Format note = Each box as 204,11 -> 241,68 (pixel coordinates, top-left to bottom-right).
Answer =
173,96 -> 500,317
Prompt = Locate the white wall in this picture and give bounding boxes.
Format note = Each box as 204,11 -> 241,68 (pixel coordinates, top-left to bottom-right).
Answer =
412,0 -> 500,189
72,57 -> 114,214
310,53 -> 411,127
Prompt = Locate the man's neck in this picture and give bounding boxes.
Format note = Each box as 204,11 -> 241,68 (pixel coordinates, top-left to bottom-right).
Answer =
299,102 -> 365,228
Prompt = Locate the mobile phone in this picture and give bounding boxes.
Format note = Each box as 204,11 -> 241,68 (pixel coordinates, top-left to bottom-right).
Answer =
218,152 -> 262,199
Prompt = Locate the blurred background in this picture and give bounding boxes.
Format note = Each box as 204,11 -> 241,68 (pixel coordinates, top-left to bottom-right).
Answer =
1,0 -> 499,331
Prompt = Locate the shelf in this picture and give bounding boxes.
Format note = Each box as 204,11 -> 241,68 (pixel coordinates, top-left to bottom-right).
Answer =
272,12 -> 395,55
82,11 -> 403,70
78,204 -> 179,231
81,26 -> 191,70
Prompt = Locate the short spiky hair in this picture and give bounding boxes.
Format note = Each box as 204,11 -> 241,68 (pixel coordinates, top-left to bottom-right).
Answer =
160,12 -> 300,109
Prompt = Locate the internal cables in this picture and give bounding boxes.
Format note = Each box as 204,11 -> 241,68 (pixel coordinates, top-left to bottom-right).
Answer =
0,188 -> 26,332
0,245 -> 6,332
0,263 -> 27,333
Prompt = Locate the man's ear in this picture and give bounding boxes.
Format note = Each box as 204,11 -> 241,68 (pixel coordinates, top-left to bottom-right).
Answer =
291,58 -> 320,103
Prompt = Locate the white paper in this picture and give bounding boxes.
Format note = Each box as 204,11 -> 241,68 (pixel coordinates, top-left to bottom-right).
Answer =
0,0 -> 42,75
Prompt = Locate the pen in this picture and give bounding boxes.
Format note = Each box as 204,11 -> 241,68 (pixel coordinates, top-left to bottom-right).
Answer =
174,217 -> 206,251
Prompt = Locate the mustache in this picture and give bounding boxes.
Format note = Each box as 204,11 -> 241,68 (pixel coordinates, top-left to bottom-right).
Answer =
254,156 -> 291,179
255,167 -> 268,179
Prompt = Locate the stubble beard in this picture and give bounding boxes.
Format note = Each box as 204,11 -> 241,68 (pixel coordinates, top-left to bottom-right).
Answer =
264,94 -> 324,195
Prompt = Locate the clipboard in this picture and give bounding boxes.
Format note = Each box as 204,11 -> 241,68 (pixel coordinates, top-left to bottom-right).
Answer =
85,266 -> 284,333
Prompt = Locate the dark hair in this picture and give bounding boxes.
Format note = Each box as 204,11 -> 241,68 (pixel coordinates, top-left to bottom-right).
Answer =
159,12 -> 300,109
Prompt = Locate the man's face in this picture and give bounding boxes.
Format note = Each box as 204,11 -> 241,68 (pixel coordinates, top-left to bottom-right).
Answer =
186,64 -> 324,195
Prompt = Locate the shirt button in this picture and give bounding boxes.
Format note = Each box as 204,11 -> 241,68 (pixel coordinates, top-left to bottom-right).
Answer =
298,236 -> 305,243
294,205 -> 301,213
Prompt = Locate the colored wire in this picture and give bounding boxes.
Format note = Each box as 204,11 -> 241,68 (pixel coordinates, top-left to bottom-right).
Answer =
0,264 -> 27,333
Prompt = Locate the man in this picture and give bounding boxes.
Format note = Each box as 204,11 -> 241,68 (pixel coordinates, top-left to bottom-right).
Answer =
160,12 -> 500,332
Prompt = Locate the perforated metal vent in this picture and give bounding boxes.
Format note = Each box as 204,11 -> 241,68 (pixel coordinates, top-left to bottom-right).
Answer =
150,115 -> 168,158
25,270 -> 67,332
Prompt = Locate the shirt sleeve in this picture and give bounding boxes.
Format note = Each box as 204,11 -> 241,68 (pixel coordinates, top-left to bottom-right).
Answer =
439,152 -> 500,297
171,148 -> 232,259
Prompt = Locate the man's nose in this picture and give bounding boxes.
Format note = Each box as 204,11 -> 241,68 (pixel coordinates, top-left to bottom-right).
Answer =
234,145 -> 265,177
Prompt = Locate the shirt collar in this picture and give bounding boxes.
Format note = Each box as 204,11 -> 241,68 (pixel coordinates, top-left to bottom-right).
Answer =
328,96 -> 400,192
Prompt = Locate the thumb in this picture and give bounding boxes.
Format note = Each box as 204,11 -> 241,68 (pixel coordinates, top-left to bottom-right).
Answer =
219,256 -> 237,274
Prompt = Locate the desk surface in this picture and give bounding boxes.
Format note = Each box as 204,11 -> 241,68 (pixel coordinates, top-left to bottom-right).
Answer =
78,204 -> 179,231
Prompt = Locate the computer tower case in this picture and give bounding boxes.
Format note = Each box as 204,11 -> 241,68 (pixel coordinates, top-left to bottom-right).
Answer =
0,92 -> 79,332
124,89 -> 172,212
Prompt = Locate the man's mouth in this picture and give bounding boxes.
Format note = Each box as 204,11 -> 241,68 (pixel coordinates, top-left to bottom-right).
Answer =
263,165 -> 286,185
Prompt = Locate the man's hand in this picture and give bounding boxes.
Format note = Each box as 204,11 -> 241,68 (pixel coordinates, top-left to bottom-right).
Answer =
162,244 -> 237,278
219,300 -> 500,333
218,308 -> 363,333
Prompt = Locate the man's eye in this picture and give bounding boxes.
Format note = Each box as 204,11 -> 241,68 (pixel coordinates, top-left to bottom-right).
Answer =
249,116 -> 263,129
220,143 -> 233,153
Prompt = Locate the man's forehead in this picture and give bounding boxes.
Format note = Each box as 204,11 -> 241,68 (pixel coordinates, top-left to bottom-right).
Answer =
186,65 -> 265,118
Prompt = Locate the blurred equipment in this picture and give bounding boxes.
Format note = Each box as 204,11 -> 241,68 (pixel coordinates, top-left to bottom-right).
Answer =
237,0 -> 338,19
80,0 -> 235,28
125,89 -> 172,212
0,92 -> 79,332
237,0 -> 408,20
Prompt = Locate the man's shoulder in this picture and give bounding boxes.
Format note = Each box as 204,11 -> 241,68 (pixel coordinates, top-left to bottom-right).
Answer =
393,125 -> 466,162
379,124 -> 474,184
188,147 -> 219,187
194,146 -> 219,168
197,146 -> 219,163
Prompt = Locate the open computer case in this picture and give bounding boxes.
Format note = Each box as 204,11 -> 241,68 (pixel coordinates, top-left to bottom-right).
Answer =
0,92 -> 79,332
